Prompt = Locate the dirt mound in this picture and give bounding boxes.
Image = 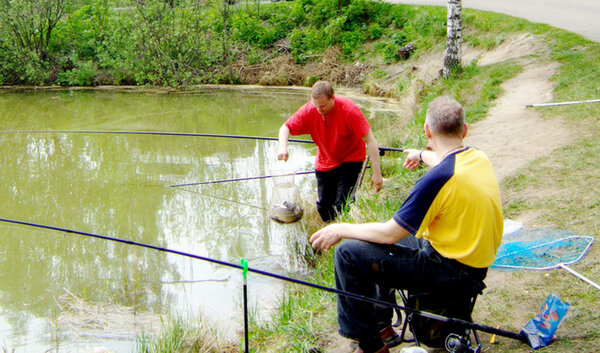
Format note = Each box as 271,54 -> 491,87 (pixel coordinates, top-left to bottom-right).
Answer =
235,48 -> 374,87
464,33 -> 549,66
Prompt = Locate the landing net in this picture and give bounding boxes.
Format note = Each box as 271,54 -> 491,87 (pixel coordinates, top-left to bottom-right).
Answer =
492,226 -> 594,271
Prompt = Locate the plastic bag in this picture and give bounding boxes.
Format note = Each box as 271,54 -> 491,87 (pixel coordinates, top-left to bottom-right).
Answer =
521,293 -> 570,349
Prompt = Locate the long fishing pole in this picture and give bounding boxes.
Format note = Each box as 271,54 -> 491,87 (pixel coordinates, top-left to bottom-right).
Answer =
0,217 -> 527,344
168,170 -> 317,188
0,129 -> 313,144
169,165 -> 376,188
175,187 -> 266,211
525,98 -> 600,108
0,130 -> 404,154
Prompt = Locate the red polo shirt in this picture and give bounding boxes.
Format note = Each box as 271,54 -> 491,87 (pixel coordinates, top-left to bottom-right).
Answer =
285,96 -> 370,172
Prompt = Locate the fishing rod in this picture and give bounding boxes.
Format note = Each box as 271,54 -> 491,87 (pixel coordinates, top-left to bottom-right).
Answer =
168,164 -> 377,187
0,216 -> 528,345
168,170 -> 317,188
525,98 -> 600,108
0,130 -> 404,154
175,187 -> 266,211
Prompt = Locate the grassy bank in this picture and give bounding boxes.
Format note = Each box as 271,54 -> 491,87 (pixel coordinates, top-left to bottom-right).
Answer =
241,11 -> 600,353
3,1 -> 597,352
0,0 -> 449,87
88,6 -> 599,353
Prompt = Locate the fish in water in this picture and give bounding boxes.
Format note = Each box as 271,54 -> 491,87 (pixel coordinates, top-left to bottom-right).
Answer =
269,200 -> 303,224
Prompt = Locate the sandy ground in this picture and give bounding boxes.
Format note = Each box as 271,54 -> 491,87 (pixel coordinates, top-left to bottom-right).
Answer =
325,32 -> 572,353
464,54 -> 572,180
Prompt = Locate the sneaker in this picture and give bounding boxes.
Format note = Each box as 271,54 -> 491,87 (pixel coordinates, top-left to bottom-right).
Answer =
379,326 -> 403,348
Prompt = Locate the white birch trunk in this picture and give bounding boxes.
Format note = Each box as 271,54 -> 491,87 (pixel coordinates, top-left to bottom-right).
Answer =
443,0 -> 462,77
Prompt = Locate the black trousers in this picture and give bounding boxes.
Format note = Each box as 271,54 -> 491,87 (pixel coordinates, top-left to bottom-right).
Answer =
315,161 -> 364,222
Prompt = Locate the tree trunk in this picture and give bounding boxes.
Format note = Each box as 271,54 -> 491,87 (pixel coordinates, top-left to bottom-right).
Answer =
222,0 -> 234,80
443,0 -> 462,77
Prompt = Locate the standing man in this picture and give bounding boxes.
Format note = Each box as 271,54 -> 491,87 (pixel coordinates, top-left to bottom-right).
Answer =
277,81 -> 383,222
310,96 -> 503,353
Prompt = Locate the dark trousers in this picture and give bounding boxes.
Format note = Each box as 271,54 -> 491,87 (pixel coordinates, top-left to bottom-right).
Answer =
315,161 -> 363,222
334,236 -> 487,345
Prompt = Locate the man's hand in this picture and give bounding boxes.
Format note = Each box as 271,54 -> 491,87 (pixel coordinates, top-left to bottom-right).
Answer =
277,147 -> 289,161
277,124 -> 291,161
403,149 -> 422,170
309,224 -> 345,250
363,129 -> 383,192
371,173 -> 383,192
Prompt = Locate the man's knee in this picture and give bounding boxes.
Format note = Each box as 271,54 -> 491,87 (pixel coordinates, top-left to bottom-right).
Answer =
334,239 -> 377,273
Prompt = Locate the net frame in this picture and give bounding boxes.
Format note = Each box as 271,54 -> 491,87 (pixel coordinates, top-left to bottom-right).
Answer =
492,227 -> 599,290
492,235 -> 594,271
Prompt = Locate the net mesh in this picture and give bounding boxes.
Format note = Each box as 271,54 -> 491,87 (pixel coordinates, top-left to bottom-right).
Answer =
492,226 -> 594,271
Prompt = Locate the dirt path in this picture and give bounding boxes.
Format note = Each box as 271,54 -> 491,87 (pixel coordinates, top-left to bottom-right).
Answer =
463,33 -> 574,182
464,60 -> 571,181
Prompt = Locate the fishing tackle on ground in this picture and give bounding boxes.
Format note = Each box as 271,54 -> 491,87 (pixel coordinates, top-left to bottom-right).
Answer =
492,223 -> 598,290
520,293 -> 570,349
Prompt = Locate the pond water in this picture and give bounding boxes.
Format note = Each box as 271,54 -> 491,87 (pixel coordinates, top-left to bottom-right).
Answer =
0,87 -> 401,352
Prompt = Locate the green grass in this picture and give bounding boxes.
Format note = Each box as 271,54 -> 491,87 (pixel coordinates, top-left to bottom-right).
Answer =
136,5 -> 600,353
241,12 -> 600,353
137,315 -> 237,353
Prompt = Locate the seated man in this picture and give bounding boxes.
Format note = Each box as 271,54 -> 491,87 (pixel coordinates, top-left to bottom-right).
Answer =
310,96 -> 503,353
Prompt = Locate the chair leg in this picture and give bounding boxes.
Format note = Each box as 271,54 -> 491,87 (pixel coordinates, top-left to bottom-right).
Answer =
396,289 -> 417,345
395,288 -> 484,350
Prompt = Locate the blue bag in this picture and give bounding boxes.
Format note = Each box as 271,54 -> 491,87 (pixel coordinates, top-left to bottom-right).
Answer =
521,293 -> 570,349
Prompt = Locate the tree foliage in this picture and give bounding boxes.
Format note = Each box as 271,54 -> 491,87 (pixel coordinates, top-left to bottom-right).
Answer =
0,0 -> 447,86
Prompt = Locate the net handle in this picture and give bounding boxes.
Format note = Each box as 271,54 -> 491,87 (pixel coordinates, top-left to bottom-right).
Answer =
558,264 -> 600,290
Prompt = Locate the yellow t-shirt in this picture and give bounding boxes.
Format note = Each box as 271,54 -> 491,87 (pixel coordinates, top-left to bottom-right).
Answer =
392,147 -> 503,268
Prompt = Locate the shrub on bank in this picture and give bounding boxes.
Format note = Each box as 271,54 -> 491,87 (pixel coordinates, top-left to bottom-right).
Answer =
0,0 -> 443,88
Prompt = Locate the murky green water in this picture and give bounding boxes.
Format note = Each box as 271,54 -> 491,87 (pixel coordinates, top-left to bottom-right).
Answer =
0,87 -> 401,352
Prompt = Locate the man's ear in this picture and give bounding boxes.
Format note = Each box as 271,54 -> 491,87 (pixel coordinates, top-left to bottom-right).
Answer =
462,123 -> 468,138
424,122 -> 432,139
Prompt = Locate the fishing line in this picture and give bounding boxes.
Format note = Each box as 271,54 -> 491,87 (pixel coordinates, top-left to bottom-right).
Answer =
0,130 -> 404,154
0,217 -> 526,342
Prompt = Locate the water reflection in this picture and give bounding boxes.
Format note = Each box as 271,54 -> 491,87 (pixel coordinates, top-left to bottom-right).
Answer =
0,88 -> 401,352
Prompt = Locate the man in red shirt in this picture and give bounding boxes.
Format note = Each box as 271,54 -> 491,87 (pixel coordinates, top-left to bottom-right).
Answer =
277,81 -> 383,222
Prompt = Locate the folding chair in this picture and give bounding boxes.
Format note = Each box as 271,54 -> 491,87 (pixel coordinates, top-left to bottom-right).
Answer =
393,284 -> 485,351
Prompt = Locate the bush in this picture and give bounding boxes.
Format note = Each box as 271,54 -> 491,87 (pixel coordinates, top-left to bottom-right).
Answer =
368,24 -> 383,40
339,30 -> 367,58
57,60 -> 97,86
289,27 -> 333,63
